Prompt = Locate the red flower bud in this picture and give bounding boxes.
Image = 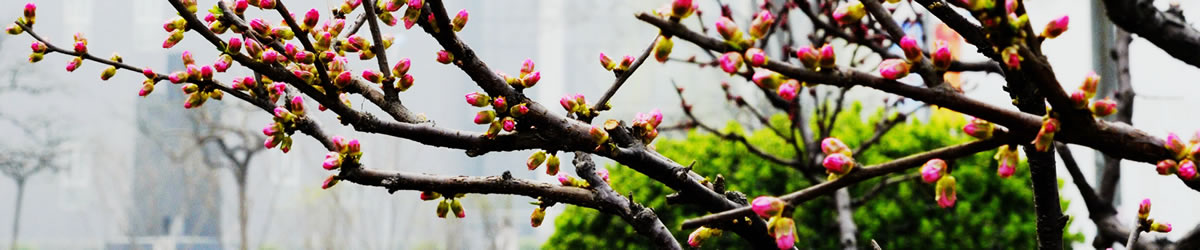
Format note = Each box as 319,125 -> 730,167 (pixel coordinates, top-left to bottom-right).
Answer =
819,44 -> 836,69
1138,198 -> 1152,220
995,145 -> 1020,178
420,191 -> 441,201
777,80 -> 800,101
492,96 -> 508,110
436,50 -> 454,64
744,48 -> 769,67
23,3 -> 36,24
1081,71 -> 1100,99
963,117 -> 994,139
900,36 -> 922,62
465,92 -> 491,107
671,0 -> 697,19
1157,159 -> 1178,176
452,9 -> 469,32
932,40 -> 952,70
30,41 -> 46,54
1180,160 -> 1197,180
823,153 -> 854,176
509,104 -> 530,117
821,137 -> 851,156
258,0 -> 276,9
321,175 -> 339,189
392,58 -> 412,76
65,57 -> 82,72
304,8 -> 320,30
362,70 -> 382,83
334,71 -> 353,88
436,199 -> 449,218
617,55 -> 635,72
396,74 -> 415,91
1042,15 -> 1069,38
1090,98 -> 1117,117
795,45 -> 820,69
142,68 -> 156,79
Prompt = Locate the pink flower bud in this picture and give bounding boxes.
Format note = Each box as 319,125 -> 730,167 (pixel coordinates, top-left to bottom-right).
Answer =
200,65 -> 213,80
233,0 -> 249,15
509,104 -> 530,117
775,232 -> 795,250
331,135 -> 347,152
138,81 -> 155,96
5,24 -> 23,35
1139,198 -> 1152,220
819,44 -> 837,69
823,153 -> 854,175
557,172 -> 572,186
245,39 -> 263,58
452,9 -> 469,32
304,8 -> 320,29
995,145 -> 1019,178
935,175 -> 957,208
744,48 -> 769,67
264,135 -> 281,149
777,80 -> 800,101
261,49 -> 281,64
1166,132 -> 1187,156
392,58 -> 412,76
182,83 -> 199,94
323,152 -> 342,170
1151,221 -> 1172,233
1091,98 -> 1117,117
932,41 -> 952,70
521,71 -> 541,88
142,68 -> 156,79
1042,15 -> 1069,38
833,1 -> 866,24
23,3 -> 36,22
258,0 -> 276,9
527,151 -> 547,170
921,159 -> 946,183
163,30 -> 184,48
465,92 -> 491,107
671,0 -> 696,19
290,96 -> 305,115
346,139 -> 361,153
1068,90 -> 1089,109
186,64 -> 201,80
617,55 -> 635,72
1157,159 -> 1177,176
395,74 -> 415,91
653,36 -> 673,63
719,52 -> 744,75
1031,118 -> 1059,152
1081,71 -> 1100,99
878,59 -> 911,80
545,154 -> 561,175
560,95 -> 579,113
204,13 -> 217,24
590,125 -> 610,144
249,18 -> 270,35
599,52 -> 615,71
474,110 -> 496,124
751,196 -> 785,218
771,217 -> 796,249
334,71 -> 353,88
436,50 -> 454,64
1180,160 -> 1197,180
900,36 -> 922,62
214,55 -> 234,73
963,117 -> 994,139
65,57 -> 82,72
492,96 -> 508,110
752,70 -> 784,89
321,175 -> 339,189
30,41 -> 46,53
749,10 -> 775,39
168,71 -> 186,83
997,161 -> 1016,178
688,227 -> 719,247
362,70 -> 382,83
596,167 -> 608,182
821,137 -> 851,155
500,117 -> 517,132
70,41 -> 88,55
715,17 -> 741,42
262,123 -> 279,136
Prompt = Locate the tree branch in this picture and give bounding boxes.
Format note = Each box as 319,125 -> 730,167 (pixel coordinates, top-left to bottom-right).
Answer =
1102,0 -> 1200,69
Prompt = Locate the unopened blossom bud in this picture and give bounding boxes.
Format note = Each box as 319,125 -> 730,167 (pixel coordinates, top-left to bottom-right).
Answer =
264,135 -> 281,149
900,36 -> 922,62
590,125 -> 610,144
245,39 -> 263,58
966,0 -> 996,11
303,8 -> 320,30
30,41 -> 47,54
823,153 -> 854,175
1002,46 -> 1021,70
821,137 -> 851,156
751,196 -> 785,218
1091,98 -> 1117,117
65,57 -> 82,72
1042,15 -> 1069,39
752,70 -> 784,89
451,9 -> 469,32
362,70 -> 382,83
935,175 -> 957,208
617,55 -> 635,72
878,59 -> 911,80
199,65 -> 214,80
530,207 -> 546,227
1165,132 -> 1187,157
182,83 -> 199,94
213,54 -> 234,72
492,96 -> 508,110
321,175 -> 339,189
278,136 -> 294,153
436,50 -> 454,64
28,52 -> 42,63
527,150 -> 547,170
744,48 -> 769,67
557,172 -> 579,187
652,36 -> 673,63
5,24 -> 23,35
1031,118 -> 1059,152
787,46 -> 818,70
521,71 -> 541,88
1068,90 -> 1089,109
1138,198 -> 1152,220
597,167 -> 610,182
71,41 -> 88,55
289,96 -> 306,116
23,3 -> 36,25
719,52 -> 743,75
139,80 -> 156,96
560,95 -> 579,113
932,41 -> 952,70
436,199 -> 450,218
420,191 -> 442,201
921,159 -> 947,183
671,0 -> 697,19
322,152 -> 342,170
501,117 -> 516,132
185,64 -> 201,80
545,154 -> 560,175
833,1 -> 866,24
100,66 -> 117,80
449,199 -> 465,218
995,145 -> 1019,178
473,110 -> 496,125
688,227 -> 721,247
510,104 -> 530,117
819,44 -> 837,69
749,10 -> 775,39
599,53 -> 615,71
392,58 -> 412,76
1151,221 -> 1172,233
334,71 -> 353,88
715,17 -> 742,42
1180,160 -> 1197,180
963,117 -> 994,139
249,18 -> 270,36
396,74 -> 415,91
1157,159 -> 1178,176
1081,71 -> 1100,99
465,92 -> 491,107
777,80 -> 800,101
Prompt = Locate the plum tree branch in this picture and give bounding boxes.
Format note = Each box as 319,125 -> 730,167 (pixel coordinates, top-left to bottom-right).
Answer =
1101,0 -> 1200,69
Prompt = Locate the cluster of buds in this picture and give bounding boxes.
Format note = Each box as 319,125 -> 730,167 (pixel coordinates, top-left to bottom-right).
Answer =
918,158 -> 957,208
170,51 -> 223,108
749,196 -> 795,249
714,16 -> 754,50
630,109 -> 664,145
1157,131 -> 1200,180
322,135 -> 363,172
1068,72 -> 1117,117
526,150 -> 561,175
28,41 -> 46,63
652,35 -> 674,63
466,91 -> 524,138
994,145 -> 1020,178
497,59 -> 542,89
962,116 -> 994,139
1030,116 -> 1059,152
833,0 -> 865,25
421,192 -> 467,218
139,68 -> 160,96
560,93 -> 591,118
5,3 -> 34,34
821,137 -> 856,180
1135,199 -> 1173,234
263,98 -> 307,153
795,44 -> 836,71
372,0 -> 425,30
598,52 -> 635,75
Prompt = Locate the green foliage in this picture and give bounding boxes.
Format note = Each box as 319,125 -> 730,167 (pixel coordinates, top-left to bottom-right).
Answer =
545,103 -> 1080,249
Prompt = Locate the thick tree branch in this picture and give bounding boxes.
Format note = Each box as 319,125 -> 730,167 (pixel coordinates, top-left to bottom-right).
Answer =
572,153 -> 681,250
1102,0 -> 1200,69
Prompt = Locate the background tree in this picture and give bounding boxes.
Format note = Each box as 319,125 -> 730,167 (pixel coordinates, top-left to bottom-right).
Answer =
3,0 -> 1199,249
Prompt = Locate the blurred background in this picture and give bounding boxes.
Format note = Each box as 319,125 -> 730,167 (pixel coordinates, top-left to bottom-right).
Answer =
0,0 -> 1198,249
